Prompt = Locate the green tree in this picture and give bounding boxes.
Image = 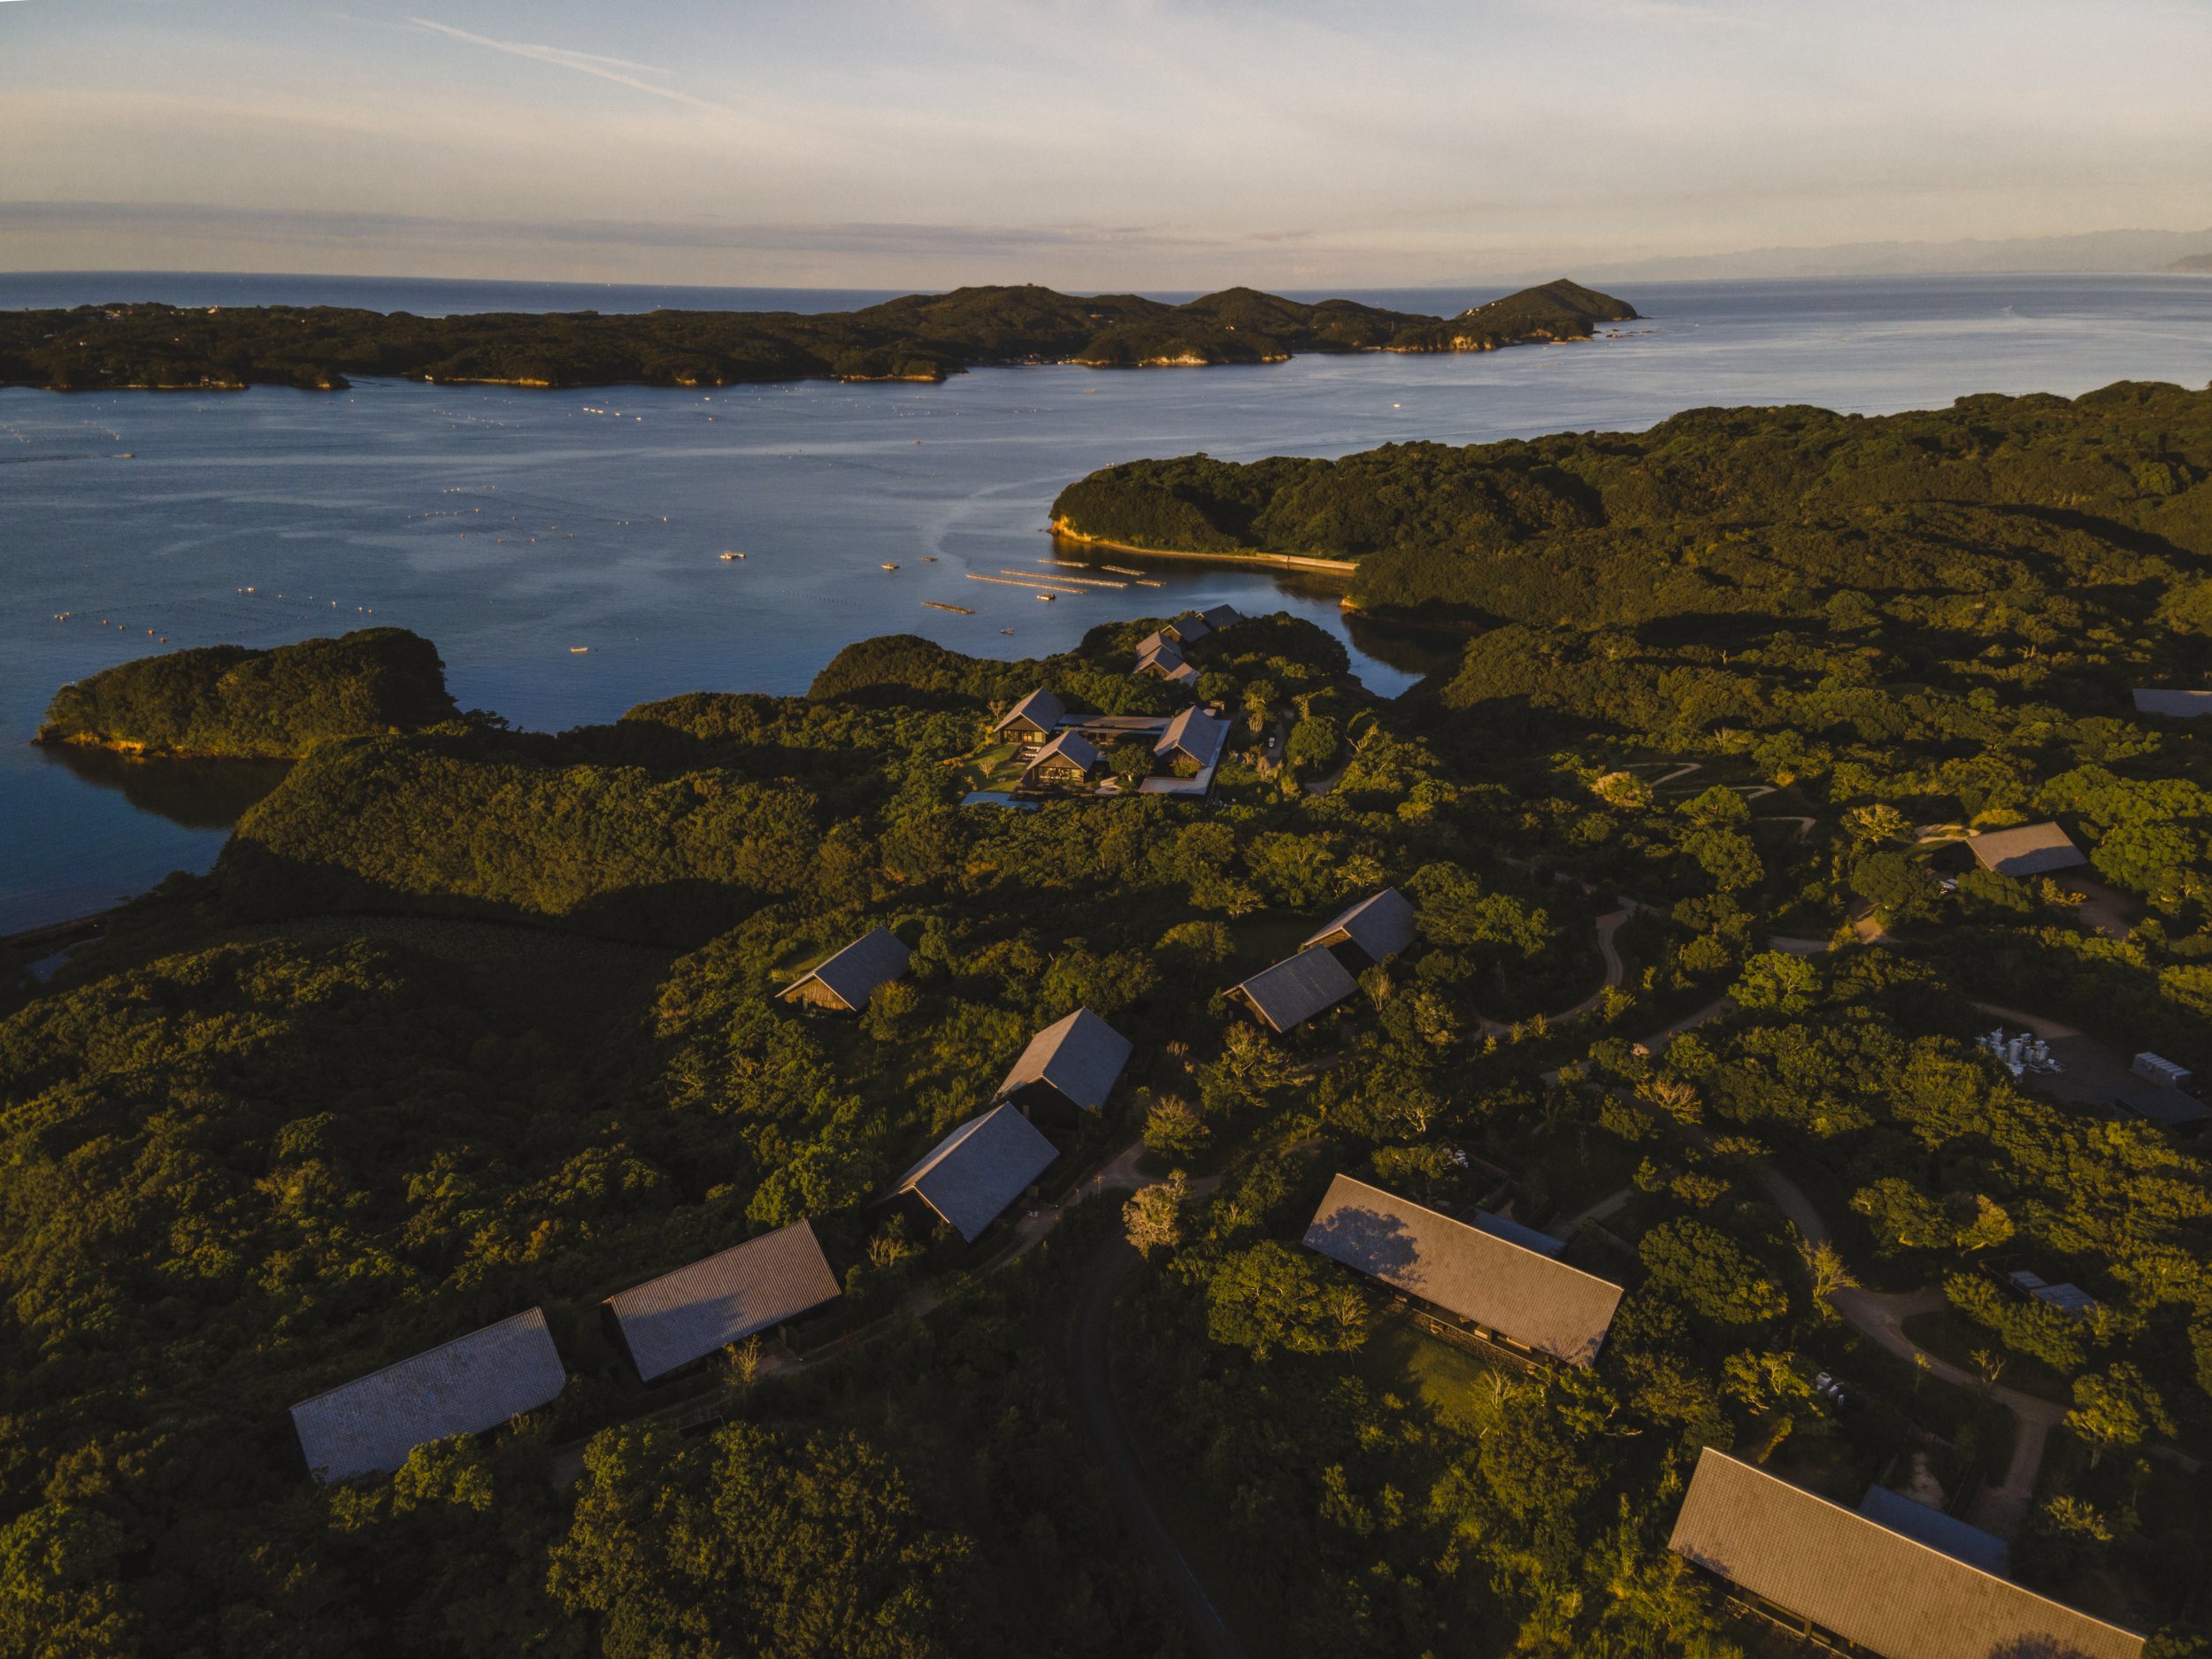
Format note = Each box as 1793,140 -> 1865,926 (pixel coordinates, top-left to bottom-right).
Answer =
1205,1242 -> 1368,1360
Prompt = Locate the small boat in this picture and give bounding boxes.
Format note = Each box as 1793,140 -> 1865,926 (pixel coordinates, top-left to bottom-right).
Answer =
719,550 -> 742,561
881,562 -> 900,571
570,646 -> 590,654
1035,593 -> 1055,603
1000,627 -> 1015,634
922,556 -> 937,562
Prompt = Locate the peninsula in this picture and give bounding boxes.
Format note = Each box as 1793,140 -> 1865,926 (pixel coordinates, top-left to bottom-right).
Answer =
0,278 -> 1637,392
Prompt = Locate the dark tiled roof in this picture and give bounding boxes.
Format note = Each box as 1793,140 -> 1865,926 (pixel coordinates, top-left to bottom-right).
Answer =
1966,823 -> 2087,878
290,1309 -> 567,1482
605,1221 -> 842,1382
998,1007 -> 1132,1110
896,1103 -> 1059,1242
993,687 -> 1066,733
1164,613 -> 1212,643
1231,946 -> 1358,1031
1199,603 -> 1244,629
1671,1449 -> 2142,1659
1303,888 -> 1417,962
2131,688 -> 2212,718
1303,1174 -> 1623,1364
1025,730 -> 1102,777
782,926 -> 911,1010
1857,1486 -> 2011,1578
1154,706 -> 1229,768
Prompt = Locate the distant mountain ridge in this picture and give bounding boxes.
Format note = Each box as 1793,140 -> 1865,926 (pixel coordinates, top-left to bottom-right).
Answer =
1563,226 -> 2212,283
0,278 -> 1637,392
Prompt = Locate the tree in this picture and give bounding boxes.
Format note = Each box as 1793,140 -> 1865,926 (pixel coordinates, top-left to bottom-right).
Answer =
1637,1218 -> 1789,1325
2067,1363 -> 2176,1463
1204,1242 -> 1367,1360
1286,715 -> 1340,772
1849,851 -> 1939,924
1142,1096 -> 1209,1163
1728,950 -> 1817,1015
1124,1171 -> 1189,1255
1104,738 -> 1154,790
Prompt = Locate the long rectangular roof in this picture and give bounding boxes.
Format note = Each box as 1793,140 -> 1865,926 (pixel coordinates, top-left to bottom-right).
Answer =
2131,688 -> 2212,718
1966,822 -> 2087,878
1303,888 -> 1417,962
1231,945 -> 1358,1031
997,1007 -> 1132,1110
1303,1174 -> 1623,1364
605,1221 -> 842,1382
1856,1486 -> 2010,1578
782,926 -> 911,1010
1670,1448 -> 2143,1659
993,687 -> 1066,733
290,1309 -> 567,1482
895,1103 -> 1059,1242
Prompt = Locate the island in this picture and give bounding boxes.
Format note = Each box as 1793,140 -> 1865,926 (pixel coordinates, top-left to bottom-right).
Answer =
37,626 -> 459,757
0,278 -> 1637,392
6,382 -> 2212,1659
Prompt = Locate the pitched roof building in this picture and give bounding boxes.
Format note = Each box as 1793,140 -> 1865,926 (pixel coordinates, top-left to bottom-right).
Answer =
2131,688 -> 2212,718
1136,643 -> 1200,687
604,1220 -> 842,1382
1856,1486 -> 2010,1578
290,1309 -> 568,1482
1164,612 -> 1212,644
1153,706 -> 1230,770
1303,888 -> 1417,966
1670,1448 -> 2143,1659
1022,730 -> 1104,787
1303,1174 -> 1624,1365
1229,945 -> 1359,1032
997,1007 -> 1133,1112
1198,603 -> 1244,631
992,687 -> 1066,744
1965,822 -> 2088,879
779,926 -> 912,1013
895,1102 -> 1059,1242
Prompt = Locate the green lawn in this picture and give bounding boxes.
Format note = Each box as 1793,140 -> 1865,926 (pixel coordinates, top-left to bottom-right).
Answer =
1356,1310 -> 1517,1437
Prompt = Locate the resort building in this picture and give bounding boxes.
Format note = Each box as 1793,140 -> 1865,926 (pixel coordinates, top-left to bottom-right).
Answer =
1021,730 -> 1105,789
1668,1447 -> 2144,1659
289,1309 -> 568,1482
603,1220 -> 842,1383
778,926 -> 912,1013
1153,705 -> 1230,772
1964,823 -> 2087,879
2131,688 -> 2212,718
1136,642 -> 1199,687
1856,1485 -> 2010,1578
1198,603 -> 1245,631
996,1007 -> 1133,1115
894,1102 -> 1060,1243
1302,888 -> 1417,969
1302,1174 -> 1624,1366
992,687 -> 1067,747
1229,945 -> 1360,1032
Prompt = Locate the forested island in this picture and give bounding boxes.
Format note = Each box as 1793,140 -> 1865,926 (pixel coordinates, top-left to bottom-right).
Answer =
0,278 -> 1635,391
9,383 -> 2212,1657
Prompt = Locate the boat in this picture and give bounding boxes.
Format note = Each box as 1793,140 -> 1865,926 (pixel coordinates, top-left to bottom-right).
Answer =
1035,593 -> 1055,602
881,562 -> 900,571
922,602 -> 975,614
719,550 -> 743,561
922,556 -> 937,562
1000,628 -> 1015,634
570,646 -> 590,654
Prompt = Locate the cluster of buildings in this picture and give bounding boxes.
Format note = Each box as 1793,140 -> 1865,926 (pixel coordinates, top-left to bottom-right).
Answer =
990,687 -> 1231,797
288,926 -> 1131,1483
1132,603 -> 1241,687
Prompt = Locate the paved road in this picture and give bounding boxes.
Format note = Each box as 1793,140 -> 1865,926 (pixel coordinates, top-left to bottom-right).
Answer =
1070,1231 -> 1247,1659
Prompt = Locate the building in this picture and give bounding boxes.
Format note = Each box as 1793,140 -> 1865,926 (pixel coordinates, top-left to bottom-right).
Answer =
603,1220 -> 841,1383
1136,642 -> 1200,687
992,687 -> 1066,746
778,926 -> 912,1013
2007,1269 -> 2099,1319
996,1007 -> 1133,1114
1228,945 -> 1359,1032
1303,888 -> 1417,969
1965,822 -> 2087,879
1198,603 -> 1245,631
290,1309 -> 568,1482
1163,611 -> 1212,644
1303,1174 -> 1624,1365
1669,1447 -> 2143,1659
894,1102 -> 1060,1242
2131,688 -> 2212,718
1153,705 -> 1229,771
1021,730 -> 1104,789
1857,1485 -> 2010,1578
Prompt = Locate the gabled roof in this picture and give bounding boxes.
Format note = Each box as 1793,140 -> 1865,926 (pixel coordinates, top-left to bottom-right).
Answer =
1139,656 -> 1200,687
290,1309 -> 567,1482
2131,688 -> 2212,718
1133,630 -> 1176,659
1154,706 -> 1229,768
781,926 -> 911,1010
605,1221 -> 841,1382
1966,822 -> 2087,878
1199,603 -> 1244,630
895,1103 -> 1059,1242
1025,730 -> 1102,775
1857,1486 -> 2010,1578
997,1007 -> 1133,1110
1230,945 -> 1358,1031
1165,612 -> 1212,642
1670,1448 -> 2142,1659
1303,888 -> 1417,963
993,687 -> 1067,734
1303,1174 -> 1624,1364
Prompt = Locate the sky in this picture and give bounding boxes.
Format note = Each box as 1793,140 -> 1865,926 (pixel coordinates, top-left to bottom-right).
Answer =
4,0 -> 2212,288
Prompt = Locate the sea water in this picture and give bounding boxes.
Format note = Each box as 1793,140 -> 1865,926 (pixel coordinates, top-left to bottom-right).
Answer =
4,273 -> 2210,933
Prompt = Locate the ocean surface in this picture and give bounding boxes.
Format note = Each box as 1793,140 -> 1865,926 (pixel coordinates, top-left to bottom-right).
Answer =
4,272 -> 2211,934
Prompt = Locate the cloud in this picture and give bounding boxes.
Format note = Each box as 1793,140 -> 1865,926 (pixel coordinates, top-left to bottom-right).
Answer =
405,17 -> 733,112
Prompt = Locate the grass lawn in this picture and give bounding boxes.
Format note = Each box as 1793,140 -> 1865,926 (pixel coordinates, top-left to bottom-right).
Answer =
954,741 -> 1025,791
1356,1310 -> 1515,1437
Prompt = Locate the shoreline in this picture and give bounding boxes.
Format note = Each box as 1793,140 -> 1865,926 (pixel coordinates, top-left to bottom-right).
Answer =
1047,521 -> 1357,578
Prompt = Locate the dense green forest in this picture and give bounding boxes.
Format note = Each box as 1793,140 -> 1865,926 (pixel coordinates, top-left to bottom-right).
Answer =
38,628 -> 459,757
12,382 -> 2212,1656
0,279 -> 1635,391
